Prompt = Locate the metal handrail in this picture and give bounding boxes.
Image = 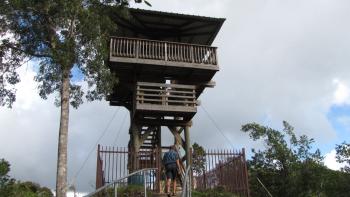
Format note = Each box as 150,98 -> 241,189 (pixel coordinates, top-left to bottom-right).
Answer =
181,165 -> 192,197
84,168 -> 157,197
256,177 -> 273,197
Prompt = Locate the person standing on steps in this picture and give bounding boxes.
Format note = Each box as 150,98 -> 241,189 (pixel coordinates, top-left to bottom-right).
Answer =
163,145 -> 182,197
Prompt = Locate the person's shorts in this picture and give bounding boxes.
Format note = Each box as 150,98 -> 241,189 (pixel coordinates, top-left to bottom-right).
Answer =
165,163 -> 178,180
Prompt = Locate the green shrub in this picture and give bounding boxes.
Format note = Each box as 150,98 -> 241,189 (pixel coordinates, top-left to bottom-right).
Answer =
192,187 -> 239,197
0,159 -> 53,197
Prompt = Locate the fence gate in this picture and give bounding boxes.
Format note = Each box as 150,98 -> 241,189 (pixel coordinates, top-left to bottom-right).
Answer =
96,145 -> 162,193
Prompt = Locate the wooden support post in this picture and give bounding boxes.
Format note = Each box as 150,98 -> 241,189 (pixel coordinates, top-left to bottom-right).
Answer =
184,125 -> 191,167
168,126 -> 186,149
156,126 -> 162,193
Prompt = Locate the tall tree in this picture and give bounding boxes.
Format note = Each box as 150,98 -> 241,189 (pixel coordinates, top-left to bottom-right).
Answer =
0,1 -> 149,196
242,121 -> 324,196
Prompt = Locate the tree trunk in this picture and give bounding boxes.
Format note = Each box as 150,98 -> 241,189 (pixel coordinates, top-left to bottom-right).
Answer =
56,69 -> 70,197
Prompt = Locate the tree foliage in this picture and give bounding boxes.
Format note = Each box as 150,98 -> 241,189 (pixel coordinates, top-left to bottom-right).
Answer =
0,158 -> 15,196
0,158 -> 53,197
0,1 -> 150,196
335,142 -> 350,173
242,121 -> 326,197
0,0 -> 149,108
192,143 -> 206,176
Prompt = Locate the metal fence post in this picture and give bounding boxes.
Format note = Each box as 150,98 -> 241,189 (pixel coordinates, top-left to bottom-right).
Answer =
189,173 -> 192,197
144,171 -> 147,197
114,182 -> 118,197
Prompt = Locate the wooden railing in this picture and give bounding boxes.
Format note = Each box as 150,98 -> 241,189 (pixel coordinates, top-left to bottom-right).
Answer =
135,82 -> 196,108
110,37 -> 218,65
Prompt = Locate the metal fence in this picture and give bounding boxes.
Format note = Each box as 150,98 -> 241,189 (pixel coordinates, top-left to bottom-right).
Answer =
195,149 -> 250,197
96,145 -> 161,193
96,145 -> 249,196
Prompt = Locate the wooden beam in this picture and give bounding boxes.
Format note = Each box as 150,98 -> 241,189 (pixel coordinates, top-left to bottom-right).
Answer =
168,126 -> 186,149
110,56 -> 219,71
197,80 -> 216,88
135,119 -> 192,126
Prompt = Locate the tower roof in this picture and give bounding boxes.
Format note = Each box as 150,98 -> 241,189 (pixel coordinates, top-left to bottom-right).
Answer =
110,8 -> 225,45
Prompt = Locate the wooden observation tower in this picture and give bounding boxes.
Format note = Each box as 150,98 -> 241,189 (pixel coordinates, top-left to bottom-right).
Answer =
107,8 -> 225,170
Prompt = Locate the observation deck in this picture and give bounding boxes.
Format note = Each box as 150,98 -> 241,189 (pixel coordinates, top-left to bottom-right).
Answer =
107,8 -> 224,122
109,37 -> 219,84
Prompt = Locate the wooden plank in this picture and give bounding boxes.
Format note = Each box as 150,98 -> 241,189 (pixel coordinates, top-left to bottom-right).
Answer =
110,56 -> 219,70
137,81 -> 196,89
138,88 -> 195,95
137,93 -> 195,99
136,119 -> 192,126
136,98 -> 197,106
136,98 -> 196,104
137,88 -> 164,92
136,103 -> 197,113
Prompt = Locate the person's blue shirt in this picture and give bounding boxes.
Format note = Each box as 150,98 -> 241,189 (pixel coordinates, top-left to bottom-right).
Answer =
163,149 -> 178,165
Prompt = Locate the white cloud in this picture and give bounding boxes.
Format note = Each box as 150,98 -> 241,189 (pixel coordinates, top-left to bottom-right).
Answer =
332,79 -> 350,105
324,149 -> 345,171
12,63 -> 42,110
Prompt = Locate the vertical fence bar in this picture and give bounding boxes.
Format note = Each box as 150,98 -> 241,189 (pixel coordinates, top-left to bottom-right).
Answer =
242,148 -> 250,197
119,148 -> 122,179
134,40 -> 138,58
144,171 -> 147,197
115,38 -> 119,56
116,147 -> 118,181
115,182 -> 118,197
164,42 -> 167,61
126,39 -> 129,57
110,38 -> 114,57
120,39 -> 124,56
123,147 -> 126,177
107,146 -> 111,183
96,144 -> 101,189
230,149 -> 235,193
112,146 -> 115,182
102,146 -> 106,184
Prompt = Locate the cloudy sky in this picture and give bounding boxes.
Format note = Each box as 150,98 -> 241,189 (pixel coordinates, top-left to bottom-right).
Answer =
1,0 -> 350,194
